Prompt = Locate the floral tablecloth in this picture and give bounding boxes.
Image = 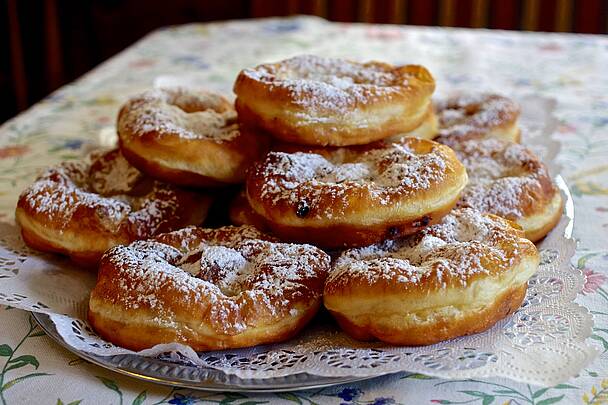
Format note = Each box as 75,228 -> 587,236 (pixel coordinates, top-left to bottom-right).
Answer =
0,16 -> 607,405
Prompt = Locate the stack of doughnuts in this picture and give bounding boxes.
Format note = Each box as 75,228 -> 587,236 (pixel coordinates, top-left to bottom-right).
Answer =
16,54 -> 563,352
234,55 -> 467,247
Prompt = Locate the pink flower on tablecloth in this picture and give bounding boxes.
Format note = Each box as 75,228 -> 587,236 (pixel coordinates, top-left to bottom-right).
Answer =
129,58 -> 155,68
0,145 -> 29,159
539,42 -> 562,52
365,27 -> 403,40
557,123 -> 576,133
582,268 -> 607,294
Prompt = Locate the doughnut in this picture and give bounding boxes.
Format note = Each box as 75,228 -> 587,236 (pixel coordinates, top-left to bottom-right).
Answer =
234,55 -> 436,146
434,93 -> 520,144
447,139 -> 563,242
117,87 -> 269,187
15,149 -> 212,265
228,190 -> 269,231
88,225 -> 330,351
246,137 -> 468,249
324,208 -> 539,346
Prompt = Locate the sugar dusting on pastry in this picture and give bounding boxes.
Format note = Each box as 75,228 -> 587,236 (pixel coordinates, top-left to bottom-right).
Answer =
436,93 -> 520,139
453,139 -> 555,218
241,55 -> 407,114
118,87 -> 240,141
254,141 -> 450,217
100,225 -> 330,335
17,149 -> 201,236
328,209 -> 521,289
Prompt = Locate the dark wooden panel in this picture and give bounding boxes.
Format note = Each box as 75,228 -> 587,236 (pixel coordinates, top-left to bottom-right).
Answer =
489,0 -> 519,29
454,0 -> 474,27
3,0 -> 608,125
409,0 -> 438,25
251,0 -> 288,17
573,0 -> 603,33
538,0 -> 557,32
1,0 -> 18,123
328,0 -> 358,22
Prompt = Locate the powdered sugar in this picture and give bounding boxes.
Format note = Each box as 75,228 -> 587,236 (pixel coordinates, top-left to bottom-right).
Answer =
241,55 -> 408,113
452,139 -> 553,218
254,141 -> 449,218
197,245 -> 249,296
436,93 -> 519,140
329,209 -> 519,288
89,149 -> 144,195
100,226 -> 330,335
20,163 -> 133,232
118,87 -> 239,141
18,149 -> 195,236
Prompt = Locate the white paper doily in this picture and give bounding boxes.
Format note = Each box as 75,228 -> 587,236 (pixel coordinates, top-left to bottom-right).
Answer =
0,95 -> 598,386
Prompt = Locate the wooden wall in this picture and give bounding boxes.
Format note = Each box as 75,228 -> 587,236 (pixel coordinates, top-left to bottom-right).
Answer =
2,0 -> 607,123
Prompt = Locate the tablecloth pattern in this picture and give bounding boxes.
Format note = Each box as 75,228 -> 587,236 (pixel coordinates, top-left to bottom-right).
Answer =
0,16 -> 607,404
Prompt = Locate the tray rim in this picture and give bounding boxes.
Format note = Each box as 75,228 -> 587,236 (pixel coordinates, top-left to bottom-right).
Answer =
32,311 -> 387,392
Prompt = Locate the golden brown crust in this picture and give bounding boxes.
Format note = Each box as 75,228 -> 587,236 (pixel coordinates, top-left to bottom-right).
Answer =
231,182 -> 457,247
19,225 -> 103,267
117,88 -> 269,186
434,93 -> 520,144
328,284 -> 527,345
88,225 -> 331,351
15,149 -> 212,265
89,300 -> 320,352
246,137 -> 468,248
234,55 -> 435,146
523,193 -> 564,242
255,196 -> 459,249
323,209 -> 539,346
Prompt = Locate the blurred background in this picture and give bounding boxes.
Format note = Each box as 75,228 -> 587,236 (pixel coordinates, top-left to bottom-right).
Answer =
2,0 -> 607,124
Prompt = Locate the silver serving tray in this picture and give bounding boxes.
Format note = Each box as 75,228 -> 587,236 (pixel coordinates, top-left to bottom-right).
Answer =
32,311 -> 384,392
33,175 -> 573,392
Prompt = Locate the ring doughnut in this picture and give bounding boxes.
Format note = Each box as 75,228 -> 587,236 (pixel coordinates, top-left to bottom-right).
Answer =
246,137 -> 468,249
434,93 -> 520,144
117,87 -> 269,186
234,55 -> 435,146
16,149 -> 212,265
324,208 -> 539,346
88,225 -> 330,351
448,139 -> 563,242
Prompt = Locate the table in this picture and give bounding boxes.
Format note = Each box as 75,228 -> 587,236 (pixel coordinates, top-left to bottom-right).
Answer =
1,16 -> 607,405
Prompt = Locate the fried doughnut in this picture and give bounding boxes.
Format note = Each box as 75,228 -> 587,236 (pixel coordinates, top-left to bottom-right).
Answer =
234,55 -> 435,146
434,93 -> 520,144
324,209 -> 539,346
246,137 -> 468,249
15,149 -> 212,265
88,225 -> 330,351
448,139 -> 563,242
117,87 -> 269,187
